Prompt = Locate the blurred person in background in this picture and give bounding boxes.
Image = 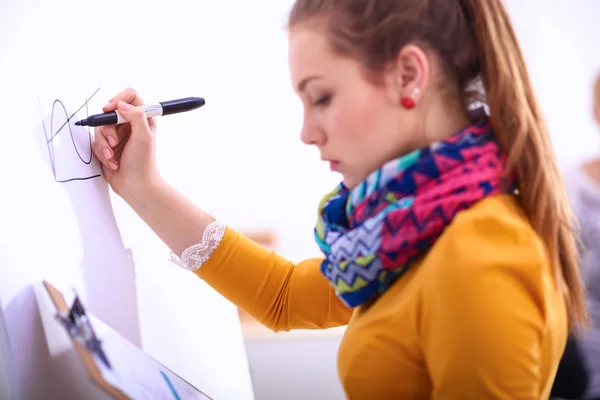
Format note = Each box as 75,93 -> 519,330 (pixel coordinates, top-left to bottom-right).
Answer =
559,72 -> 600,400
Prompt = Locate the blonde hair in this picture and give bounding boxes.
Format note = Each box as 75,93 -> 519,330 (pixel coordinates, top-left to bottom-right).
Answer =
289,0 -> 589,331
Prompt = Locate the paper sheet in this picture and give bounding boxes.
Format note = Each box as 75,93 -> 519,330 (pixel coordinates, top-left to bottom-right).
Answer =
91,315 -> 211,400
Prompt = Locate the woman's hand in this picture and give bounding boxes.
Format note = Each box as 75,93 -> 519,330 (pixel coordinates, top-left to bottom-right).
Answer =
92,88 -> 160,199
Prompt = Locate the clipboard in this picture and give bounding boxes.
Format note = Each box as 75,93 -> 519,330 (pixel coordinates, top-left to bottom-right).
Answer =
42,280 -> 213,400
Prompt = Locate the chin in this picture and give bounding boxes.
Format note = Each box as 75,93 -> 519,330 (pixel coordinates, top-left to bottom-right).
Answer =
342,177 -> 359,190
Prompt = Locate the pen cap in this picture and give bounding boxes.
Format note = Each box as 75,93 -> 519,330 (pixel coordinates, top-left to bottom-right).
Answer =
159,97 -> 205,116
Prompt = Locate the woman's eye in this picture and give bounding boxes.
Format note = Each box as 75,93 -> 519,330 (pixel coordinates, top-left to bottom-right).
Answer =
312,94 -> 331,107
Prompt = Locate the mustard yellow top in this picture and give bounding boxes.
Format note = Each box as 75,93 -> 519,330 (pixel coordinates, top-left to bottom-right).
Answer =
196,195 -> 567,399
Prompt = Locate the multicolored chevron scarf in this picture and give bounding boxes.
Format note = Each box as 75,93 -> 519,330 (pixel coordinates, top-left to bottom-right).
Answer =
314,120 -> 516,307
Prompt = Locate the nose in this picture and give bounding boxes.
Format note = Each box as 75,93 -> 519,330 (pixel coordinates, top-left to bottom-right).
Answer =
300,119 -> 325,147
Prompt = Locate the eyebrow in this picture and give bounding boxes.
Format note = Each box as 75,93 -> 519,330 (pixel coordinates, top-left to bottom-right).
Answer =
297,75 -> 322,92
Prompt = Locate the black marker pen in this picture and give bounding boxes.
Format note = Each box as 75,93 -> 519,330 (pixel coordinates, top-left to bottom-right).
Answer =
75,97 -> 205,127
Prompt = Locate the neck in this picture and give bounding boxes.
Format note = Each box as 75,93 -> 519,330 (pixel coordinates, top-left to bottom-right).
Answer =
422,102 -> 471,147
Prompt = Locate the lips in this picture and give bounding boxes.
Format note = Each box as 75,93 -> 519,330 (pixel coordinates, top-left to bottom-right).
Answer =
321,155 -> 340,171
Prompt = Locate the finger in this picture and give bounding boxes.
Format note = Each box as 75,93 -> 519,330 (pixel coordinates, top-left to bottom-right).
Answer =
116,101 -> 152,136
93,126 -> 119,171
103,87 -> 145,112
99,122 -> 120,149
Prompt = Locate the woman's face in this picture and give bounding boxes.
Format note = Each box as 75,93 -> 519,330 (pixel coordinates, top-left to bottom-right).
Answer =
287,26 -> 427,189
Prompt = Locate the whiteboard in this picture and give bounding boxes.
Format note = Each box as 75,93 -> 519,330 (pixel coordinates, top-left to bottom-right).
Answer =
0,1 -> 258,399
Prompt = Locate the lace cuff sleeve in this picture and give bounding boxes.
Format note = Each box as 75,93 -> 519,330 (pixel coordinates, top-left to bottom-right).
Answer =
169,220 -> 226,272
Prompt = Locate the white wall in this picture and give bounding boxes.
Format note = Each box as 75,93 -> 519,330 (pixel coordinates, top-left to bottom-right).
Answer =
244,330 -> 347,400
505,0 -> 600,168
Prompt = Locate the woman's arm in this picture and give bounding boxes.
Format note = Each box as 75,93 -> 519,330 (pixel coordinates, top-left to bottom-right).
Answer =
123,179 -> 353,332
196,226 -> 353,331
92,89 -> 353,332
122,178 -> 217,257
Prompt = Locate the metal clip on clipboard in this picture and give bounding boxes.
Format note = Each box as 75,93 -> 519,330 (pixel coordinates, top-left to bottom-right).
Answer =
55,294 -> 112,370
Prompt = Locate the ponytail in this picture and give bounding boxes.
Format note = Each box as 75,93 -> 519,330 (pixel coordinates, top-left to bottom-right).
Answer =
462,0 -> 589,331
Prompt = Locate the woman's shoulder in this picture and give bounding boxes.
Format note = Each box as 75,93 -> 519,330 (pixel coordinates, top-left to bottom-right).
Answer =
419,194 -> 565,327
445,193 -> 544,256
425,194 -> 551,287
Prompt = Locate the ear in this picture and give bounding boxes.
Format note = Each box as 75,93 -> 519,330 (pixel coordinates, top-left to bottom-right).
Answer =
595,102 -> 600,126
392,44 -> 430,103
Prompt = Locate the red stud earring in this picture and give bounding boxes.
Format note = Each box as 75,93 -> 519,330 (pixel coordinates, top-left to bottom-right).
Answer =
401,88 -> 420,110
401,96 -> 416,109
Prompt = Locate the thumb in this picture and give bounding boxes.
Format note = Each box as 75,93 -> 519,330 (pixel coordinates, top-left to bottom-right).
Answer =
117,100 -> 151,132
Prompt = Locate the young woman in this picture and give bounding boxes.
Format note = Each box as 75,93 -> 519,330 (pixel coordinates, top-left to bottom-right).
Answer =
92,0 -> 588,398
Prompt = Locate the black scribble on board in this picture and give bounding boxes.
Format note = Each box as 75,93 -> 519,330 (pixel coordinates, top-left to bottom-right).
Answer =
37,87 -> 102,183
